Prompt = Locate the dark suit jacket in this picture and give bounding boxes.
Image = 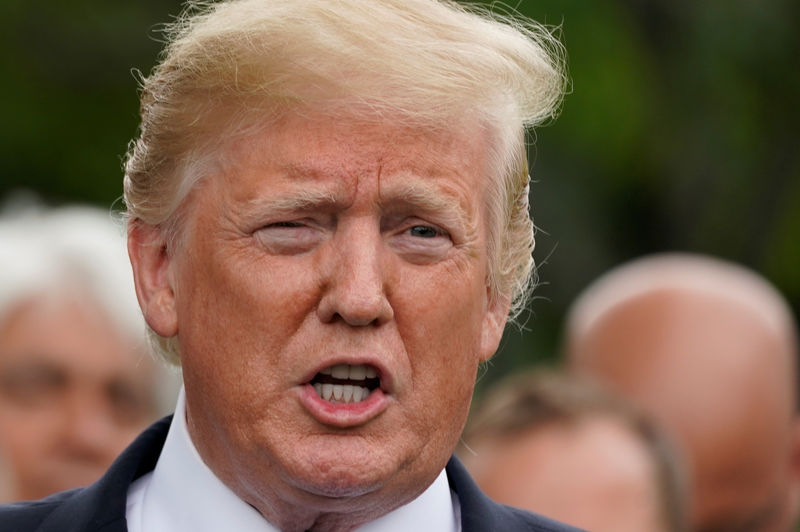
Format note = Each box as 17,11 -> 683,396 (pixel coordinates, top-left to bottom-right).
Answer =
0,417 -> 583,531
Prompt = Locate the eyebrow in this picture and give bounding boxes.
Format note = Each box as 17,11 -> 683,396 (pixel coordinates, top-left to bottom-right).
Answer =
238,189 -> 341,223
236,165 -> 478,236
251,189 -> 340,212
378,179 -> 475,234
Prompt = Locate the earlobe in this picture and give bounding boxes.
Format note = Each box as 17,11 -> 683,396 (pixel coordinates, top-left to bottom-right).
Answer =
479,292 -> 511,363
127,219 -> 179,338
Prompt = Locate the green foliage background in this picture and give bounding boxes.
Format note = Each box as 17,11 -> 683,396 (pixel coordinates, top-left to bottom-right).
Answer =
1,1 -> 798,394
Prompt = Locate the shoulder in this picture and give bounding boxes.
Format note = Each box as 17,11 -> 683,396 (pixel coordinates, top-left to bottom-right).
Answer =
0,489 -> 83,531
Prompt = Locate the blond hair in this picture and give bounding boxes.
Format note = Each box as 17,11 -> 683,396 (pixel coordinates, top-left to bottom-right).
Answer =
124,0 -> 567,362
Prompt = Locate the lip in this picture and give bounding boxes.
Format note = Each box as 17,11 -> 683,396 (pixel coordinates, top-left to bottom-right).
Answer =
297,358 -> 393,427
299,384 -> 390,427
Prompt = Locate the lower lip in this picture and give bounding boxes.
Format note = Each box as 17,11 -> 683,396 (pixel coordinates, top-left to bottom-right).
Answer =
298,384 -> 390,427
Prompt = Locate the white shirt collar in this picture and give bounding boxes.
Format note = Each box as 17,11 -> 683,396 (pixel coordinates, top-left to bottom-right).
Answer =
127,387 -> 460,532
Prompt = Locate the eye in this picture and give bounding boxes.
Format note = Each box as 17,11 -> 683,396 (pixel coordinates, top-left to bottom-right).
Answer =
0,363 -> 67,407
389,220 -> 452,264
272,221 -> 304,228
253,220 -> 323,255
107,381 -> 152,425
408,225 -> 441,238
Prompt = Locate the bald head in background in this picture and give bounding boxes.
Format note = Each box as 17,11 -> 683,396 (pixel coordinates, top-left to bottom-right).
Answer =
565,253 -> 800,532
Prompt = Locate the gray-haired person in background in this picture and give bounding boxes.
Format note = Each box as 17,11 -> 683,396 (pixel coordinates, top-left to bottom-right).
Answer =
0,201 -> 178,503
0,0 -> 580,531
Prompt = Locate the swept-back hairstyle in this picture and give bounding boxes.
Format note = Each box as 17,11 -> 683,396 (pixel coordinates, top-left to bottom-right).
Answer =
124,0 -> 567,363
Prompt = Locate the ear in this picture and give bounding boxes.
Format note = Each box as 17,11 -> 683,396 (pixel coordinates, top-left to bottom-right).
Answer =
479,290 -> 511,363
127,219 -> 178,338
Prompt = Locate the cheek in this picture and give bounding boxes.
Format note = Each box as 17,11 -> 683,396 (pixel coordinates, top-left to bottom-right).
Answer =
174,250 -> 323,413
399,263 -> 487,351
395,271 -> 487,402
0,407 -> 52,466
177,243 -> 316,351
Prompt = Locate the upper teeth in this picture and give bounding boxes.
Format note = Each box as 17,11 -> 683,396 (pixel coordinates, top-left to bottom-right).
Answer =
320,364 -> 377,380
314,364 -> 378,403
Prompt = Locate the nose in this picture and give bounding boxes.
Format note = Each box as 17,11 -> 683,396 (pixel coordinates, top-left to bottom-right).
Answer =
59,387 -> 119,463
316,221 -> 394,326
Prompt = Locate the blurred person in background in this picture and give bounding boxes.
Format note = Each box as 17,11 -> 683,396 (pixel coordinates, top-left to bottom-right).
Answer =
565,252 -> 800,532
0,201 -> 178,502
460,370 -> 687,532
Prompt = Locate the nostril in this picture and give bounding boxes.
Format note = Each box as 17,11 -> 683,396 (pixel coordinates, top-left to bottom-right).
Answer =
317,281 -> 394,327
331,311 -> 382,328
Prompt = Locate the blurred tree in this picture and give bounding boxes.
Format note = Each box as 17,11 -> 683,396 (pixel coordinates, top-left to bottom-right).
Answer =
0,0 -> 184,206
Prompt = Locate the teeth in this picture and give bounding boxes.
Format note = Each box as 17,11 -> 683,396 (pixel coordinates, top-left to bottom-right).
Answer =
313,364 -> 379,403
322,384 -> 334,400
352,386 -> 364,402
331,364 -> 349,379
349,365 -> 366,380
315,383 -> 370,403
320,364 -> 377,381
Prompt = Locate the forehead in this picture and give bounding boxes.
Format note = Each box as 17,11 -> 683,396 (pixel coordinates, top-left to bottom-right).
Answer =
215,111 -> 491,204
0,295 -> 149,379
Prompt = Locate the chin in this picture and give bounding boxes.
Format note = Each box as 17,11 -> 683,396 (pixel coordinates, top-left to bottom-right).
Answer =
285,439 -> 404,500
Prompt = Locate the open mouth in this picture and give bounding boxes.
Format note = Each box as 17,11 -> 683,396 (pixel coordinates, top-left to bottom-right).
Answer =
309,364 -> 380,404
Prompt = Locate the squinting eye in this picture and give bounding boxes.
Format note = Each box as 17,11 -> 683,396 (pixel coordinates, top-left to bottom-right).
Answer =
409,225 -> 439,238
254,219 -> 322,255
272,221 -> 304,228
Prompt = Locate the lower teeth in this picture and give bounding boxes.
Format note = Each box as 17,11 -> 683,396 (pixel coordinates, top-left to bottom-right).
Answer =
313,383 -> 370,403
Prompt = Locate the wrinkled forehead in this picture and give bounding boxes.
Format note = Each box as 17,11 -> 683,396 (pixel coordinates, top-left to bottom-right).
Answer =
239,109 -> 486,170
189,109 -> 493,209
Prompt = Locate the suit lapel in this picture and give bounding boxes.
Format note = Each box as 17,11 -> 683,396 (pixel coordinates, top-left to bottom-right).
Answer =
446,455 -> 504,531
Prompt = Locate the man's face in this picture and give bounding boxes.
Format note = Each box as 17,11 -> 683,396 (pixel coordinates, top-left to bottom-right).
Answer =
0,295 -> 157,501
144,113 -> 508,519
465,417 -> 667,532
